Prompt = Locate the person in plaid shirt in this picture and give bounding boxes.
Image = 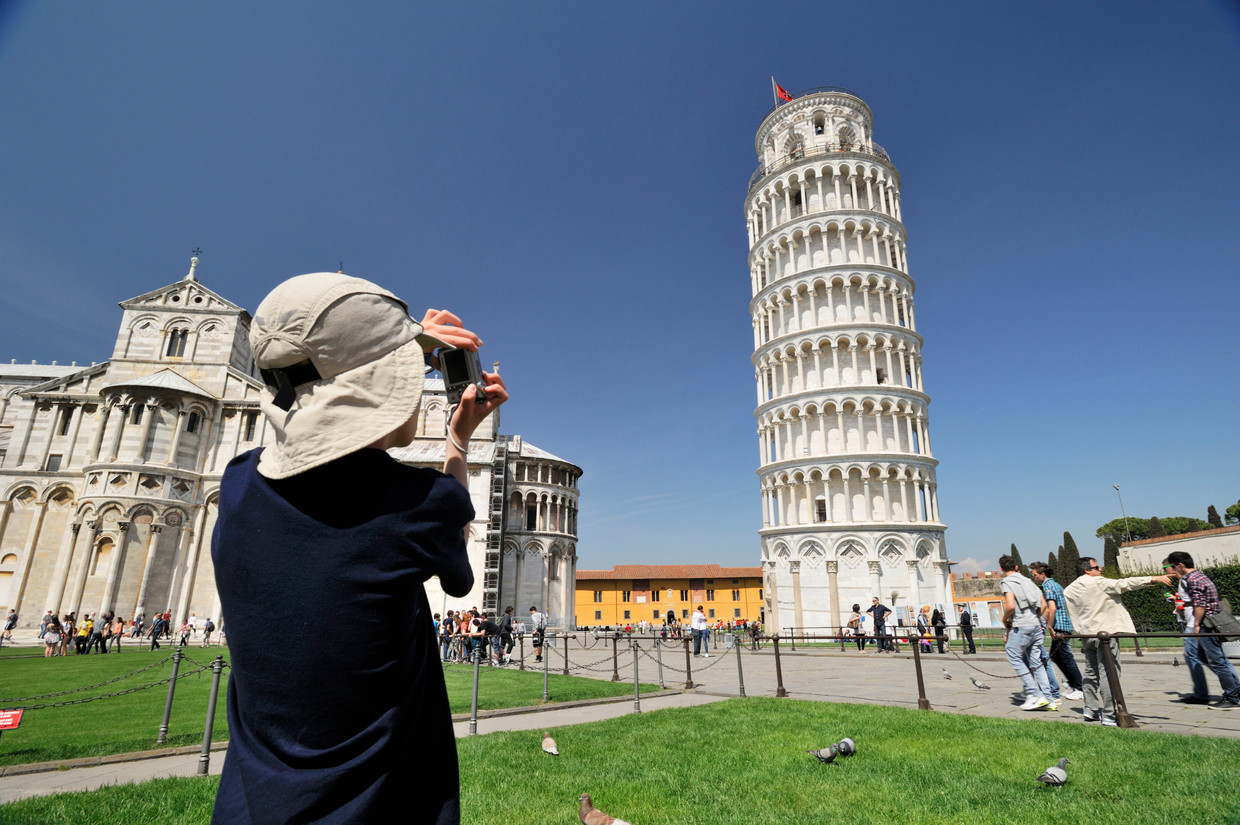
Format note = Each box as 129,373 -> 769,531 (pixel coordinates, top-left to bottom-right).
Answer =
1030,562 -> 1084,700
1166,551 -> 1240,709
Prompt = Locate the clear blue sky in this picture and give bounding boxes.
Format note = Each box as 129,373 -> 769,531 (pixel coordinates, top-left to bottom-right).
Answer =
2,2 -> 1237,573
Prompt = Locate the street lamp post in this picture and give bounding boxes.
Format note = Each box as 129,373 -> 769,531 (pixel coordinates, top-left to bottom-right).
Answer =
1113,484 -> 1131,543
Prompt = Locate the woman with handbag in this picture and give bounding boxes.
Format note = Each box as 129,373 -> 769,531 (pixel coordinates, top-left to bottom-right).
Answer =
849,604 -> 865,651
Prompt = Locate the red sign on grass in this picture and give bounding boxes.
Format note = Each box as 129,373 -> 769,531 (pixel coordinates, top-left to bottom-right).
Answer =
0,709 -> 24,730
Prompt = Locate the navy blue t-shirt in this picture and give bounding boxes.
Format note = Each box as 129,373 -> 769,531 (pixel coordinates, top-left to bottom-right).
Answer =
211,448 -> 474,825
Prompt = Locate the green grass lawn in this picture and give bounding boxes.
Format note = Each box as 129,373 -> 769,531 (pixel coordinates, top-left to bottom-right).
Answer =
0,649 -> 656,767
3,698 -> 1238,825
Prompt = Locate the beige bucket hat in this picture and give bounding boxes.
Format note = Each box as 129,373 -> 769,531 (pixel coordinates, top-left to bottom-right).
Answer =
249,272 -> 449,479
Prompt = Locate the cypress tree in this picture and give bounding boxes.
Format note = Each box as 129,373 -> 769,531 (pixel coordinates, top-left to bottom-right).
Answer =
1047,550 -> 1058,578
1060,533 -> 1081,578
1208,505 -> 1223,528
1009,543 -> 1030,578
1149,516 -> 1167,538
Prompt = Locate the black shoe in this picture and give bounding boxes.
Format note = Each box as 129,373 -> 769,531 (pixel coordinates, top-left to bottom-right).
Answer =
1172,695 -> 1211,705
1209,698 -> 1239,710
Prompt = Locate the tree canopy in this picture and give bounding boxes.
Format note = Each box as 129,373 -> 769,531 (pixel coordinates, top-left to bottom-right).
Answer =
1226,500 -> 1240,526
1060,533 -> 1081,578
1095,515 -> 1212,545
1208,505 -> 1223,528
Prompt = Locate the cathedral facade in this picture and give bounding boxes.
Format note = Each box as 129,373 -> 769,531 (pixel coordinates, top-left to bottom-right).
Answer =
0,259 -> 579,631
747,87 -> 950,632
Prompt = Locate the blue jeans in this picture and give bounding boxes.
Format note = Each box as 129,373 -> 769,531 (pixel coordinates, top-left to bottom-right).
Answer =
692,628 -> 702,655
1038,641 -> 1060,699
1049,635 -> 1084,691
1183,634 -> 1209,698
1198,634 -> 1240,702
1005,626 -> 1053,699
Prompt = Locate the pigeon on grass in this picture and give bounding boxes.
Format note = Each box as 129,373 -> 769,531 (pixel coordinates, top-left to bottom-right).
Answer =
942,668 -> 952,680
970,677 -> 990,690
579,793 -> 632,825
808,745 -> 840,764
1037,758 -> 1070,787
542,733 -> 559,755
837,737 -> 856,756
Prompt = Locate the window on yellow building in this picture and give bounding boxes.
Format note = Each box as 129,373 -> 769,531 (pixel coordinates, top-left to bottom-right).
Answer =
681,609 -> 689,619
732,590 -> 740,601
708,609 -> 715,618
679,590 -> 688,601
594,610 -> 602,620
734,609 -> 742,618
706,589 -> 715,601
622,590 -> 631,603
593,591 -> 602,603
758,590 -> 763,600
623,610 -> 631,620
653,610 -> 660,619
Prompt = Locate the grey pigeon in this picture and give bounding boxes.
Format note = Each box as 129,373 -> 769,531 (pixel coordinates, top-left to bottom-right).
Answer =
1173,658 -> 1181,668
837,737 -> 856,756
808,745 -> 840,764
542,733 -> 559,755
971,677 -> 990,690
1037,758 -> 1070,787
941,668 -> 952,680
579,793 -> 631,825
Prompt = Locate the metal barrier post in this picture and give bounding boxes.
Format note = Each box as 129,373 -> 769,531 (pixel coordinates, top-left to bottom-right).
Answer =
911,636 -> 933,710
683,637 -> 695,689
632,642 -> 641,713
789,626 -> 796,651
1133,634 -> 1144,658
772,635 -> 788,697
735,631 -> 746,698
1098,634 -> 1137,728
656,639 -> 665,690
518,635 -> 525,671
611,635 -> 621,682
562,633 -> 570,677
469,648 -> 481,735
542,642 -> 550,702
156,649 -> 183,744
197,656 -> 224,776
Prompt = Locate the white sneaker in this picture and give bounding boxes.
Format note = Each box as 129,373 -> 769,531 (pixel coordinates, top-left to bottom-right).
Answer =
1047,699 -> 1061,711
1065,689 -> 1084,700
702,653 -> 710,658
1101,716 -> 1118,727
1020,697 -> 1050,711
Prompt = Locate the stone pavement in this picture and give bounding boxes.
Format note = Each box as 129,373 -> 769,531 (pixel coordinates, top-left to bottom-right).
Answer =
2,634 -> 1236,804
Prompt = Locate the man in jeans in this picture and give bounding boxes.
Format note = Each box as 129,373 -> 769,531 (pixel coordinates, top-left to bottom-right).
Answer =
691,606 -> 709,657
999,554 -> 1056,710
867,598 -> 893,652
1064,557 -> 1171,725
1166,551 -> 1240,709
1029,562 -> 1084,701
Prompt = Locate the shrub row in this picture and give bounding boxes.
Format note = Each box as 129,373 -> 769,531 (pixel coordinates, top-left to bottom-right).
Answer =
1119,563 -> 1240,632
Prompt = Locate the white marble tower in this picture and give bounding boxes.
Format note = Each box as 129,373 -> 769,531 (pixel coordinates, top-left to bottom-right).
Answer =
747,87 -> 949,632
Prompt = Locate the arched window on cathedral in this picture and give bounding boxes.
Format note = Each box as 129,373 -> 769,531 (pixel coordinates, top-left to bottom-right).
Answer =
166,329 -> 189,358
186,412 -> 200,434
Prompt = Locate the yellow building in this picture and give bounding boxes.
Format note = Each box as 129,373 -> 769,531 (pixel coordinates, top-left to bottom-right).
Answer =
575,564 -> 763,628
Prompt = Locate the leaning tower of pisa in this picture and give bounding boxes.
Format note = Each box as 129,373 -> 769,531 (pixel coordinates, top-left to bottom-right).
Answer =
747,87 -> 949,634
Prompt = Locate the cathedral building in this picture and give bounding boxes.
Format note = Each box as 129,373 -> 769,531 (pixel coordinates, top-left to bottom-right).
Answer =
747,87 -> 950,632
0,258 -> 580,630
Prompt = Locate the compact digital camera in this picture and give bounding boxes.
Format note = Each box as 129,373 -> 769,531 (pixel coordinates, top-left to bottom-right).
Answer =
439,347 -> 489,406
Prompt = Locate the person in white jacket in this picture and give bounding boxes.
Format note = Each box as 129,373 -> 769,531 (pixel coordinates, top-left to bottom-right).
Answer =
1063,557 -> 1170,725
691,606 -> 709,657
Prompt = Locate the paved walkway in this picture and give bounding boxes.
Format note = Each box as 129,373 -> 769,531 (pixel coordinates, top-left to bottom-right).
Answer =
2,634 -> 1235,803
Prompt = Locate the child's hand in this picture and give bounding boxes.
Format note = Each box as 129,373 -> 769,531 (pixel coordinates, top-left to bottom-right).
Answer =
420,308 -> 482,354
449,372 -> 508,440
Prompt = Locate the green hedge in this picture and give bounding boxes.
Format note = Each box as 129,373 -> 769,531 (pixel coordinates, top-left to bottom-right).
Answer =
1120,563 -> 1240,632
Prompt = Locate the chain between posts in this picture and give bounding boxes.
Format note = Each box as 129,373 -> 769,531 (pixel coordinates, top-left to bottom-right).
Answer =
8,664 -> 211,711
0,654 -> 178,703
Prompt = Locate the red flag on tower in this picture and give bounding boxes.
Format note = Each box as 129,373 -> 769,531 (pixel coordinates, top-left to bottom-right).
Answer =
772,78 -> 793,102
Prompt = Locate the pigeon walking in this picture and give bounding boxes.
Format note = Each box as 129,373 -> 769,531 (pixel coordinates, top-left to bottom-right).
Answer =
579,793 -> 631,825
1037,758 -> 1070,787
971,677 -> 990,690
941,668 -> 952,680
1173,658 -> 1181,668
542,733 -> 559,756
808,745 -> 840,764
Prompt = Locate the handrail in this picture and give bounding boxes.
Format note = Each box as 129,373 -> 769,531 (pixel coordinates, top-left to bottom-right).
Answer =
748,141 -> 895,193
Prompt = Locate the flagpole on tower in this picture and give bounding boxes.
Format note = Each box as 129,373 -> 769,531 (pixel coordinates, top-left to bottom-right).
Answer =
771,76 -> 778,105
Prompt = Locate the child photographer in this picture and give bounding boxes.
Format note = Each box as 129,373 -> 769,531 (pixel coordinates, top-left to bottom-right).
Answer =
211,273 -> 507,825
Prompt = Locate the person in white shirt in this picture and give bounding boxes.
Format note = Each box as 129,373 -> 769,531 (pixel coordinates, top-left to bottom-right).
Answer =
1063,556 -> 1170,725
691,606 -> 709,657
